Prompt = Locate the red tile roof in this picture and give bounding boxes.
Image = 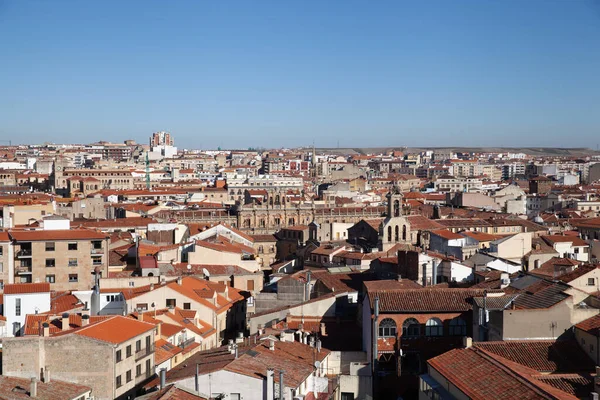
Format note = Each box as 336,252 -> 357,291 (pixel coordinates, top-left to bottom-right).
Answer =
8,229 -> 107,241
74,315 -> 156,344
542,235 -> 588,247
474,340 -> 595,373
4,282 -> 50,295
575,314 -> 600,336
428,347 -> 579,400
365,283 -> 494,312
430,229 -> 465,240
0,376 -> 91,400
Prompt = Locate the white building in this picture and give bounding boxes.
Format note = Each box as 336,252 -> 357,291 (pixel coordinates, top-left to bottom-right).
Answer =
3,283 -> 51,337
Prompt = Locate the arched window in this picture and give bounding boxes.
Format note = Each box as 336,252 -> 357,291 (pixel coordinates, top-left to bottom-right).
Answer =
387,226 -> 392,242
394,225 -> 399,242
394,200 -> 400,217
402,318 -> 420,338
378,318 -> 397,337
425,318 -> 443,337
449,318 -> 467,336
402,225 -> 407,241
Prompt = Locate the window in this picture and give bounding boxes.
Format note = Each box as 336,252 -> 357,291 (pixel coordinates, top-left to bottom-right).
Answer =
45,275 -> 55,283
126,345 -> 132,358
68,258 -> 78,267
68,243 -> 78,251
402,318 -> 420,338
588,278 -> 595,286
425,318 -> 444,337
183,303 -> 191,310
136,340 -> 141,352
0,262 -> 3,272
449,318 -> 467,336
126,370 -> 132,383
136,303 -> 148,311
45,259 -> 55,268
341,393 -> 355,400
136,364 -> 142,377
69,274 -> 78,283
15,298 -> 21,316
92,240 -> 102,249
116,375 -> 122,388
230,394 -> 241,400
116,350 -> 122,363
247,280 -> 255,291
45,242 -> 55,251
0,247 -> 3,256
166,299 -> 176,308
92,257 -> 102,266
378,318 -> 397,337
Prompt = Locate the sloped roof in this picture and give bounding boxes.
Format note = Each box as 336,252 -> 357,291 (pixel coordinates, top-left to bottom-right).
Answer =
74,316 -> 156,344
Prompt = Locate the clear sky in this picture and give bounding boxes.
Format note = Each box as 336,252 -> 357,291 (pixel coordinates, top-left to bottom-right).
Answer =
1,1 -> 599,149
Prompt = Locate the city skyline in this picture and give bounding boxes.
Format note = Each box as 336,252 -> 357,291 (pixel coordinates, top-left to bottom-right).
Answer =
1,1 -> 600,148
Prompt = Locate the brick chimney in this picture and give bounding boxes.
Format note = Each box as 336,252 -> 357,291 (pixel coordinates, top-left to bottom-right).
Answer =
81,314 -> 90,326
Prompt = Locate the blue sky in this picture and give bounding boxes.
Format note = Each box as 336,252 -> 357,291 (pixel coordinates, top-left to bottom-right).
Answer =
1,1 -> 599,149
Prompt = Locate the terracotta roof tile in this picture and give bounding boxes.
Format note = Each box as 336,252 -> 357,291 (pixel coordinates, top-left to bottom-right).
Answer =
74,315 -> 156,344
8,229 -> 107,241
4,282 -> 50,295
0,376 -> 91,400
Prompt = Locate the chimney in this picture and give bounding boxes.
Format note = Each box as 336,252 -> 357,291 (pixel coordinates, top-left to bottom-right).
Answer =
280,330 -> 286,342
43,367 -> 50,383
81,314 -> 90,326
177,276 -> 183,285
236,331 -> 244,344
42,322 -> 49,337
279,370 -> 285,400
269,339 -> 275,351
228,339 -> 235,354
30,378 -> 37,398
159,368 -> 166,390
397,274 -> 402,282
150,283 -> 154,291
298,323 -> 304,332
309,336 -> 315,348
266,369 -> 274,400
463,336 -> 473,348
61,313 -> 69,331
320,322 -> 326,337
316,339 -> 322,353
234,344 -> 239,359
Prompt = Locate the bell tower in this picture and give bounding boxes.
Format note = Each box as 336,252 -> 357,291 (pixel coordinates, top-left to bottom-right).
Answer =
386,186 -> 403,218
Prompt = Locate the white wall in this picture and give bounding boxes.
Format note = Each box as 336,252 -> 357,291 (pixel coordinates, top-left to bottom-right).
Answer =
4,292 -> 51,337
178,370 -> 262,399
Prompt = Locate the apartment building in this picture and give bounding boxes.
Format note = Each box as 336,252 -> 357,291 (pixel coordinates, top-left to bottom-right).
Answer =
2,316 -> 156,400
9,225 -> 109,290
434,175 -> 483,192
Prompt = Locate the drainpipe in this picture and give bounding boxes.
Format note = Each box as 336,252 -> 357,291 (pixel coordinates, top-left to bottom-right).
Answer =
372,296 -> 379,395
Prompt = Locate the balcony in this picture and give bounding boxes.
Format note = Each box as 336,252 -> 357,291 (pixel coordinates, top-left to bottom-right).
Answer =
135,368 -> 155,385
135,345 -> 154,361
91,248 -> 104,255
16,249 -> 32,258
16,265 -> 33,274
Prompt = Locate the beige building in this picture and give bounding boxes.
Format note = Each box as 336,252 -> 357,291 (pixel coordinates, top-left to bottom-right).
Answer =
122,277 -> 246,345
9,228 -> 109,290
1,201 -> 55,229
2,316 -> 156,400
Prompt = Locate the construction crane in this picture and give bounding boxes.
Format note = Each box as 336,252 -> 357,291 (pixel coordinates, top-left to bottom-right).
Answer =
0,140 -> 12,146
145,152 -> 150,190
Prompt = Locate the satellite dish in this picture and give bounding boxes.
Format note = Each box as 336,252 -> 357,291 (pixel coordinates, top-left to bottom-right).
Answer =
187,264 -> 192,271
202,268 -> 210,278
314,360 -> 321,369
